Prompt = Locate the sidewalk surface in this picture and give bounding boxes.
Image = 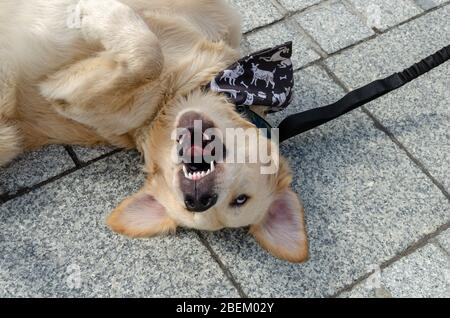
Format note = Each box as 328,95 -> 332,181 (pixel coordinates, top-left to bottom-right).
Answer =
1,0 -> 449,297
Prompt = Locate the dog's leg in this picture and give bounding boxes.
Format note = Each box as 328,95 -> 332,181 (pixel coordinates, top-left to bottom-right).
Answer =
161,0 -> 242,49
39,0 -> 163,135
0,61 -> 22,166
0,121 -> 22,167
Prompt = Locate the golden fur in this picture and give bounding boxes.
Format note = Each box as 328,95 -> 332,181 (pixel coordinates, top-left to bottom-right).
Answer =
0,0 -> 308,262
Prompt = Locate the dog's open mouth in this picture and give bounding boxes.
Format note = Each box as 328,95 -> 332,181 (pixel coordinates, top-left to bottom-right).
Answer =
182,159 -> 216,181
176,111 -> 224,182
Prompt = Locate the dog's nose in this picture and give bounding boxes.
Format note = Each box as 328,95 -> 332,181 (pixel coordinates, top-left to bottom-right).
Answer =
184,193 -> 218,213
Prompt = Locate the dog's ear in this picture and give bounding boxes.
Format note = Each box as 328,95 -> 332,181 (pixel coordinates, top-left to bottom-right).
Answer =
107,189 -> 176,238
250,189 -> 309,263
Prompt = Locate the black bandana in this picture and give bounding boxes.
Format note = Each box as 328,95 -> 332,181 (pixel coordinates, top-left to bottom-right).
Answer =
209,42 -> 294,113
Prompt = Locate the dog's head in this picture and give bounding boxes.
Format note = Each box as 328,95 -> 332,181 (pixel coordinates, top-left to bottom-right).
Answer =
108,91 -> 308,262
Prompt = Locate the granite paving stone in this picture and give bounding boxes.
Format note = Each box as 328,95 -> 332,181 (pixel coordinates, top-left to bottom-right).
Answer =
71,145 -> 118,163
277,0 -> 322,12
437,229 -> 450,254
0,145 -> 75,196
293,1 -> 375,54
341,244 -> 450,297
230,0 -> 284,33
325,5 -> 450,89
366,63 -> 450,191
326,7 -> 450,190
414,0 -> 449,10
348,0 -> 423,31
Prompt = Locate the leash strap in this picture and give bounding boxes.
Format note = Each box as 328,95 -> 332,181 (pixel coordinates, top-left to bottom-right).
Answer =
278,45 -> 450,143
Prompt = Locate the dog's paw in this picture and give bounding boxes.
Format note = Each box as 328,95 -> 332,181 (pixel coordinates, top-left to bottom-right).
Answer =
75,0 -> 146,46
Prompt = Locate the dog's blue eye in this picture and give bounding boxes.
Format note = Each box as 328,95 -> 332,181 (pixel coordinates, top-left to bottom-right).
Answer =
231,194 -> 249,207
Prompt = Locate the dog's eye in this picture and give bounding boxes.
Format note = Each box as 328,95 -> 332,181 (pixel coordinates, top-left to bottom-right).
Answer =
231,194 -> 249,207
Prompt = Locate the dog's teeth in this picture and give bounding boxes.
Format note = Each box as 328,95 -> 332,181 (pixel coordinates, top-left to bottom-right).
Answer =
178,134 -> 185,145
184,168 -> 214,181
210,161 -> 215,172
203,133 -> 211,141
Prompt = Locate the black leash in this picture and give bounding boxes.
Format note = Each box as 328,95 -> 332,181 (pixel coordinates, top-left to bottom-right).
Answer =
277,45 -> 450,143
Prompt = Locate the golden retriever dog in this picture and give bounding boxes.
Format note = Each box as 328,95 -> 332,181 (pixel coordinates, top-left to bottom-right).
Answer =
0,0 -> 308,262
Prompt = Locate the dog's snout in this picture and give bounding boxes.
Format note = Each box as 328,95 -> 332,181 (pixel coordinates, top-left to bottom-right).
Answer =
177,111 -> 223,213
184,193 -> 218,213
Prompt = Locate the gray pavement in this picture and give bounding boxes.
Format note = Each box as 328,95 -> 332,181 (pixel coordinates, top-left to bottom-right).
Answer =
1,0 -> 449,297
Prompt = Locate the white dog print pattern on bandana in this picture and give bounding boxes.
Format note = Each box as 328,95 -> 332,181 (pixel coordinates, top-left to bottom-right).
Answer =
209,42 -> 294,113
